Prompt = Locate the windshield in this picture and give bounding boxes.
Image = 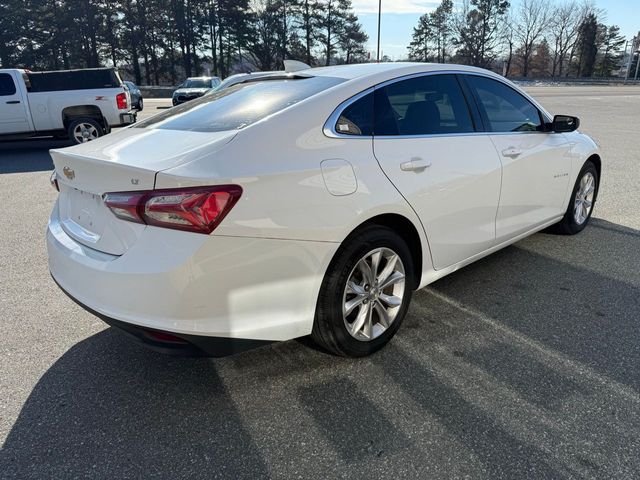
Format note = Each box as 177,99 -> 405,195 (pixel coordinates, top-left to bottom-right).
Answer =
136,75 -> 344,133
182,78 -> 212,89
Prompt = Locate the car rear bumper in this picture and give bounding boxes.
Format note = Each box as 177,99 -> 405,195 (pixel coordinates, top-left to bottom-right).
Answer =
47,204 -> 338,346
52,274 -> 271,357
118,112 -> 137,126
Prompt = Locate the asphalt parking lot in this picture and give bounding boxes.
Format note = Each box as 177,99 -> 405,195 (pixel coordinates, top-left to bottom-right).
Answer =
1,86 -> 640,479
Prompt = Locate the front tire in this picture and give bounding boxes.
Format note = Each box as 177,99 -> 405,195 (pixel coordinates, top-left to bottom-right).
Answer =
312,225 -> 414,357
549,160 -> 599,235
137,98 -> 144,111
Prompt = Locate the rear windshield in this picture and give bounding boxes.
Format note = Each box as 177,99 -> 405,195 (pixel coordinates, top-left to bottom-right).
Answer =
183,79 -> 212,88
136,76 -> 344,133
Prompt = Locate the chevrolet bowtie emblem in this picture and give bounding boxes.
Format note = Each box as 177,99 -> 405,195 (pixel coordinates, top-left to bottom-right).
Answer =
63,166 -> 75,180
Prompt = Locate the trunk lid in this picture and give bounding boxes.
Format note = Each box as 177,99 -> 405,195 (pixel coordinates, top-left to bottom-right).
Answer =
51,127 -> 237,255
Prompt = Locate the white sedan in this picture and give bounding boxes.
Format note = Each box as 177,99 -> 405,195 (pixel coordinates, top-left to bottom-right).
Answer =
47,63 -> 601,357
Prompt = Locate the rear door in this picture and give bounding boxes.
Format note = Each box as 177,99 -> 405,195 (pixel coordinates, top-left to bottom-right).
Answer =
0,72 -> 30,134
371,74 -> 502,270
463,75 -> 572,242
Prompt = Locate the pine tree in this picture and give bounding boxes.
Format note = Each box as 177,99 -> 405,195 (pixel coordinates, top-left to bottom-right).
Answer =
574,12 -> 598,77
596,25 -> 626,77
456,0 -> 510,68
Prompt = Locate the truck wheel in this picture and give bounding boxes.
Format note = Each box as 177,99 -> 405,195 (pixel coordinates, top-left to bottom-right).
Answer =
68,118 -> 104,144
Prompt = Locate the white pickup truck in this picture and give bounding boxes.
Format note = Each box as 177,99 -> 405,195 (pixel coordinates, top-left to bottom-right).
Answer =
0,68 -> 137,144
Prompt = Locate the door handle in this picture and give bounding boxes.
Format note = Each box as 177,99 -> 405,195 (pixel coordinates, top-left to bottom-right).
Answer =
400,158 -> 431,172
501,147 -> 522,158
6,100 -> 21,104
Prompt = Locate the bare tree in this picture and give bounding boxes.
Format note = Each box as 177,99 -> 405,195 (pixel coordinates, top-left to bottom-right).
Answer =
500,9 -> 516,76
514,0 -> 551,77
549,1 -> 582,77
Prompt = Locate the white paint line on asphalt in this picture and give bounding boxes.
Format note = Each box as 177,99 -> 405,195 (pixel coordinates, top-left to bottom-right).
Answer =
423,287 -> 640,406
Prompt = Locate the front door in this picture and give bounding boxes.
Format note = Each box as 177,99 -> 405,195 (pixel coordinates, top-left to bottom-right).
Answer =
464,75 -> 572,242
0,72 -> 29,134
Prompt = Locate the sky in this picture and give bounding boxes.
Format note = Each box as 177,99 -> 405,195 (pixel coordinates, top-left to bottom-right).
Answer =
353,0 -> 640,60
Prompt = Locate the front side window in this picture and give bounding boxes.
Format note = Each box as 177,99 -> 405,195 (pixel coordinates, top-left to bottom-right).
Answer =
0,74 -> 17,96
466,76 -> 543,132
137,76 -> 344,133
375,74 -> 475,136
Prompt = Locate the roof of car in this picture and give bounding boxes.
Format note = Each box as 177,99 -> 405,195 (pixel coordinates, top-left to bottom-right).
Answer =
302,62 -> 499,80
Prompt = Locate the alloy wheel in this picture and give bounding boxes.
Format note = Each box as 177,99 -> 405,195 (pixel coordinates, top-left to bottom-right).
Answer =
73,123 -> 99,143
342,247 -> 406,342
574,171 -> 596,225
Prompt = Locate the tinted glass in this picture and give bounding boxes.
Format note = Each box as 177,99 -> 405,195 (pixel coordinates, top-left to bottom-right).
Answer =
375,74 -> 474,136
137,76 -> 344,132
27,69 -> 120,92
0,73 -> 16,96
335,92 -> 373,135
467,76 -> 542,132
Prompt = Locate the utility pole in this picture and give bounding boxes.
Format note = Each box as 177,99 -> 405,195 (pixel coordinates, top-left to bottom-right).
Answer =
376,0 -> 382,62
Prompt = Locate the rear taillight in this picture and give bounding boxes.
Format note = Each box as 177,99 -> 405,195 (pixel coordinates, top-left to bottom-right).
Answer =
103,185 -> 242,234
116,92 -> 128,110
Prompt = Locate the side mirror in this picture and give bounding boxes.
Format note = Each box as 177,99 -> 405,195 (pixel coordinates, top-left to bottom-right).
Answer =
552,115 -> 580,133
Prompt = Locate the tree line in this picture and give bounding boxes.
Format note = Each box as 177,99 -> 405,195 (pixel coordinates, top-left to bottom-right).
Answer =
0,0 -> 634,84
408,0 -> 631,78
0,0 -> 369,84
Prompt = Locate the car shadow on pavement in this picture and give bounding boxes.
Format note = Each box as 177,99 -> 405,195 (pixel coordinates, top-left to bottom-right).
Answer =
0,139 -> 72,174
0,328 -> 271,479
2,218 -> 640,479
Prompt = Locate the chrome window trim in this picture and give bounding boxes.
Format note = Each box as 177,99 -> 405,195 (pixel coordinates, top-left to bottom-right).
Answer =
322,69 -> 553,140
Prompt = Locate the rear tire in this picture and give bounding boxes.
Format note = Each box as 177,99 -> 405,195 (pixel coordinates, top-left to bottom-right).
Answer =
67,118 -> 104,144
137,98 -> 144,111
312,225 -> 414,357
548,160 -> 599,235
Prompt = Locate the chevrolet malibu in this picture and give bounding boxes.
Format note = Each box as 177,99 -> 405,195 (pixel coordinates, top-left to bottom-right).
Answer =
48,63 -> 601,357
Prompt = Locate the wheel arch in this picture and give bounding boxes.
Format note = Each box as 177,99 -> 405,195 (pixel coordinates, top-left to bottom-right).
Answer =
587,153 -> 602,196
61,105 -> 106,129
346,213 -> 424,290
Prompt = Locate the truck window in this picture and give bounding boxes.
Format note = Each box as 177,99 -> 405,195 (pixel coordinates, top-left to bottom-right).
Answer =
0,74 -> 16,96
26,69 -> 121,92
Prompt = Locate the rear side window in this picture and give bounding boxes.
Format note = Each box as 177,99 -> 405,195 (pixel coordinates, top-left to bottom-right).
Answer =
375,74 -> 474,136
137,76 -> 344,133
0,74 -> 16,96
466,76 -> 542,132
335,92 -> 373,135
